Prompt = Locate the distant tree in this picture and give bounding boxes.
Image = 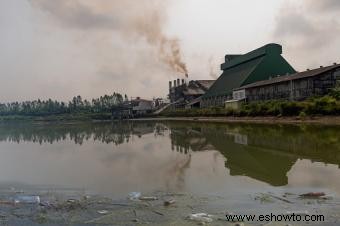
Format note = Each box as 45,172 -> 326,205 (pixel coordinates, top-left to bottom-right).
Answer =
0,91 -> 127,116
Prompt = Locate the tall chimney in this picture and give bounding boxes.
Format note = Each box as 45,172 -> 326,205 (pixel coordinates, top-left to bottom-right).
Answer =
169,81 -> 172,90
174,80 -> 177,87
177,79 -> 180,87
182,79 -> 185,85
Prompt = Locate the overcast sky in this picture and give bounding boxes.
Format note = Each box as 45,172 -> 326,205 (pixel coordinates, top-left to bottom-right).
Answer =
1,0 -> 339,102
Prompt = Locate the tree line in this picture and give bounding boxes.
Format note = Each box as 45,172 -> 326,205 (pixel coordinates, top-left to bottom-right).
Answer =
0,122 -> 159,145
0,93 -> 128,116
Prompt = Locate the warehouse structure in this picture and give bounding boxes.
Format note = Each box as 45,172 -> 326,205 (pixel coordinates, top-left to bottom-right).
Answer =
169,79 -> 215,109
201,43 -> 296,107
234,64 -> 340,102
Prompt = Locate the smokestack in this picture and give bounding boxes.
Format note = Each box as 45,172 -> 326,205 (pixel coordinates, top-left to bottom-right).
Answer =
174,80 -> 177,87
182,79 -> 185,85
177,79 -> 180,87
169,81 -> 172,89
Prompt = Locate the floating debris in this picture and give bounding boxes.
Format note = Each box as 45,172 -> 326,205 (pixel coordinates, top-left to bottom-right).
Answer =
267,193 -> 294,204
14,195 -> 40,204
254,193 -> 274,203
139,196 -> 158,201
97,210 -> 109,214
0,200 -> 13,205
188,213 -> 213,223
128,192 -> 141,201
300,192 -> 326,198
164,199 -> 176,206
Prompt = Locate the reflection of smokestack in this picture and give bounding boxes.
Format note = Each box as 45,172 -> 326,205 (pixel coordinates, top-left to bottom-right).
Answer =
174,80 -> 177,87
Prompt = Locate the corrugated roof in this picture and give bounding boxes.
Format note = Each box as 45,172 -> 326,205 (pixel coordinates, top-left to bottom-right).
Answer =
183,89 -> 205,95
183,80 -> 215,96
204,56 -> 265,97
185,96 -> 202,106
203,43 -> 296,99
195,80 -> 215,90
220,43 -> 282,71
236,64 -> 340,90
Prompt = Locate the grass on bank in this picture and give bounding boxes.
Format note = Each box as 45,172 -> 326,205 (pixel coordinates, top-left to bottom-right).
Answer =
161,92 -> 340,118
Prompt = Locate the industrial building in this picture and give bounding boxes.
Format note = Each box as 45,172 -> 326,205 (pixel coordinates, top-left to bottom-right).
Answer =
234,64 -> 340,102
201,43 -> 296,107
111,97 -> 154,119
168,78 -> 215,109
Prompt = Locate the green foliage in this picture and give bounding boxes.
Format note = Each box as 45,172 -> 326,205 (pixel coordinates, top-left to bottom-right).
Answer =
329,87 -> 340,100
162,95 -> 340,118
298,111 -> 307,119
239,97 -> 340,117
0,92 -> 126,118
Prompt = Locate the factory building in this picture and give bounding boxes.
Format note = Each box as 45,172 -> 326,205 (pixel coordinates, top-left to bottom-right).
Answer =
234,64 -> 340,102
168,78 -> 215,109
201,43 -> 296,107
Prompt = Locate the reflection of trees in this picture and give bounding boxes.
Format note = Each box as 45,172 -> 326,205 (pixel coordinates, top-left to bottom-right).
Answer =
0,122 -> 166,146
167,122 -> 340,186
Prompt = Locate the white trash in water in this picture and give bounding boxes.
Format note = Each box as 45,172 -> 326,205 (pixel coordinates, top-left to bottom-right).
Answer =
128,192 -> 141,201
97,210 -> 109,214
188,213 -> 213,223
14,195 -> 40,204
139,196 -> 158,201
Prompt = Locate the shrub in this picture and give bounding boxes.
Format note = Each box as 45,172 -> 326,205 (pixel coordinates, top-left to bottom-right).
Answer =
279,101 -> 305,116
330,87 -> 340,100
298,111 -> 307,119
161,95 -> 340,118
310,96 -> 337,115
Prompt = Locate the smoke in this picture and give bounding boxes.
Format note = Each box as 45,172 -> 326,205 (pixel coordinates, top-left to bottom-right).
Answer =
29,0 -> 187,75
307,0 -> 340,12
272,0 -> 340,70
208,56 -> 218,79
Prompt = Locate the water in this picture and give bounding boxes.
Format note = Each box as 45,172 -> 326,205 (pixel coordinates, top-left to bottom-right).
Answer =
0,121 -> 340,224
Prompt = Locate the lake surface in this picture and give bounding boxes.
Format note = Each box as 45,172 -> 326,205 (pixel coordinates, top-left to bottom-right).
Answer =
0,121 -> 340,224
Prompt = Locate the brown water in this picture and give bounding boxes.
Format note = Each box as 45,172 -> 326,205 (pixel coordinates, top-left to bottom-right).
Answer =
0,121 -> 340,218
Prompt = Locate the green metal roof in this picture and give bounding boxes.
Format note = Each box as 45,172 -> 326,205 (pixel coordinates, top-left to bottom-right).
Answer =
203,43 -> 296,98
204,56 -> 265,97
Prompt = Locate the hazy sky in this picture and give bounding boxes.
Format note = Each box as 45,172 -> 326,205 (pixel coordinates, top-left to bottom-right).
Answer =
1,0 -> 339,102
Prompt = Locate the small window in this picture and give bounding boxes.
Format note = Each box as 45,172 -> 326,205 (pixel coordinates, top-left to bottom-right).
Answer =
335,69 -> 340,79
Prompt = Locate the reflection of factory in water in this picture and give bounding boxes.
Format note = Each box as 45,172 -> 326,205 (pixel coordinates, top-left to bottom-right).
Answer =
169,126 -> 215,155
166,122 -> 340,187
6,121 -> 339,188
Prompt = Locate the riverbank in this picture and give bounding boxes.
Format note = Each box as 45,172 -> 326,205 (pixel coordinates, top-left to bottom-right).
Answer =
132,116 -> 340,125
2,114 -> 340,126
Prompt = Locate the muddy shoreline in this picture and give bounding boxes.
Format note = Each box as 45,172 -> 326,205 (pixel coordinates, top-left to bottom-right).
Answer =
0,187 -> 338,226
